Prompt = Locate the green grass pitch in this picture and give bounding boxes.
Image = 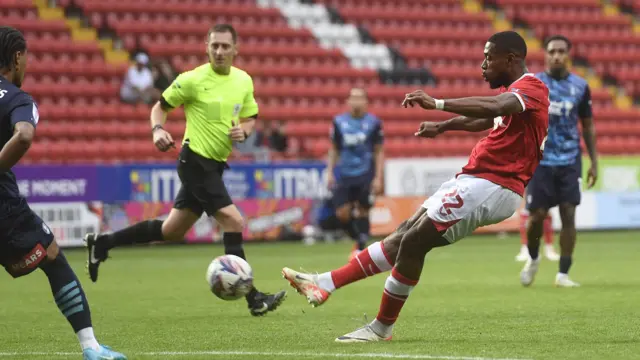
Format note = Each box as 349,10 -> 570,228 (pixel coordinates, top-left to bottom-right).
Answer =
0,232 -> 639,360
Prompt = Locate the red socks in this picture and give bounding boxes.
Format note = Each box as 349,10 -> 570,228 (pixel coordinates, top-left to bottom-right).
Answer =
330,241 -> 394,290
376,267 -> 418,325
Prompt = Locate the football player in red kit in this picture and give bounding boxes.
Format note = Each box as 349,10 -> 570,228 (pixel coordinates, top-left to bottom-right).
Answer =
282,30 -> 550,342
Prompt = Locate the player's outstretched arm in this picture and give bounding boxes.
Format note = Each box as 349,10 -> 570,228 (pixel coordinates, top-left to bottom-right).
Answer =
0,121 -> 34,171
415,117 -> 492,138
440,93 -> 523,119
439,116 -> 494,133
403,90 -> 523,119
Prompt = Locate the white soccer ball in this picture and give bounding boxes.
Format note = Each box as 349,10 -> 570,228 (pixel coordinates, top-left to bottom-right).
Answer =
206,255 -> 254,300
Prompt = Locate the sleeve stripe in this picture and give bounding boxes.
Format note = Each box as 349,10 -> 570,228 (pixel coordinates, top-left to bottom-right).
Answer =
510,92 -> 526,112
159,96 -> 175,110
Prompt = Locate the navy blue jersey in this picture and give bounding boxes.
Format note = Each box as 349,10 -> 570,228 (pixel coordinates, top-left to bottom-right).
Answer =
0,75 -> 39,200
331,112 -> 383,181
535,72 -> 592,166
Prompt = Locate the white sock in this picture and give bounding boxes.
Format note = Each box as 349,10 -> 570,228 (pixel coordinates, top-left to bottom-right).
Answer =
370,318 -> 393,338
315,272 -> 336,293
77,327 -> 100,351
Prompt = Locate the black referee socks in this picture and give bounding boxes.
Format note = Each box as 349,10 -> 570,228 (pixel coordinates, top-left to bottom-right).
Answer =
223,232 -> 246,260
222,232 -> 260,304
104,220 -> 164,249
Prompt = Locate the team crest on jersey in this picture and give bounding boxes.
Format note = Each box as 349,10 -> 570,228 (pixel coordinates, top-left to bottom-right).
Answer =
42,222 -> 51,235
233,104 -> 241,117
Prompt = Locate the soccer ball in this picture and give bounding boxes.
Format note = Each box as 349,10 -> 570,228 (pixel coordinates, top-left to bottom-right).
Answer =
206,255 -> 254,300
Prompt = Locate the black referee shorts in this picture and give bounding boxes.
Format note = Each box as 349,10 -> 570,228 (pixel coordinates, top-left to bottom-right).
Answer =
174,141 -> 233,217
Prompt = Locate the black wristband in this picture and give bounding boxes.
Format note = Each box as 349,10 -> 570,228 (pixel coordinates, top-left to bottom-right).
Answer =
152,124 -> 164,133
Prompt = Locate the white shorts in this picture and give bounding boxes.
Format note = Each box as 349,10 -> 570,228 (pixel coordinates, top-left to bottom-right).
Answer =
422,175 -> 522,243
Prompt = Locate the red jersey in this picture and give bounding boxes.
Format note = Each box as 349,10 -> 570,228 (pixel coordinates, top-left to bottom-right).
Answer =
460,73 -> 550,196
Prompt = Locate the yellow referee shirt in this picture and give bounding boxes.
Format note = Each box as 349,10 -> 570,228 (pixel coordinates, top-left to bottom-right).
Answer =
162,64 -> 259,162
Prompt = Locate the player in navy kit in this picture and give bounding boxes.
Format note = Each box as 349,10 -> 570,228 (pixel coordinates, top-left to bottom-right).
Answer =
0,27 -> 126,359
520,35 -> 598,288
326,88 -> 384,259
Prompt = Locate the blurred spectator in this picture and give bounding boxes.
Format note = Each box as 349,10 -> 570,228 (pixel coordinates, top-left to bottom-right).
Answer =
120,53 -> 155,104
151,60 -> 176,102
268,121 -> 289,153
62,0 -> 83,17
129,39 -> 148,63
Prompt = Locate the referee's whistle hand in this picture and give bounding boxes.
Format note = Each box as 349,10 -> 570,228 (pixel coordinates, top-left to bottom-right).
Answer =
229,120 -> 246,142
153,128 -> 175,152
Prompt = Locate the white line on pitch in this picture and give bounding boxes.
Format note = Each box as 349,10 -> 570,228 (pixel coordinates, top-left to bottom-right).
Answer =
0,350 -> 533,360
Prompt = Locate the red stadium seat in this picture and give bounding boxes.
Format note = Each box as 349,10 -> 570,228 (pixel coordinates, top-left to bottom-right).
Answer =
7,0 -> 636,161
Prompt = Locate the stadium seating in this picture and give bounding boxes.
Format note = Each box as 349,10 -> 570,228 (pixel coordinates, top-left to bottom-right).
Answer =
291,0 -> 640,154
2,0 -> 640,163
615,0 -> 640,13
497,0 -> 640,99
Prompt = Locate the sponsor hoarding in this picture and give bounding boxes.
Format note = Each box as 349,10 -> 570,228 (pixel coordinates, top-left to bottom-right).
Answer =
101,199 -> 315,242
13,165 -> 99,202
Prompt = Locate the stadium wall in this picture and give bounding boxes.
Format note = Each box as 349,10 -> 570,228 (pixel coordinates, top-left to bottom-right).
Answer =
15,157 -> 640,248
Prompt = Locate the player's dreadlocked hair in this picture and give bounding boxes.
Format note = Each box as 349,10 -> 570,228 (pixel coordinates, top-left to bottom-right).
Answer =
487,31 -> 528,59
0,26 -> 27,70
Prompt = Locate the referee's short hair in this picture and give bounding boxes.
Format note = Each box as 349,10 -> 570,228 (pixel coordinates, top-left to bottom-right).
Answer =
207,24 -> 237,44
543,35 -> 572,51
0,26 -> 27,70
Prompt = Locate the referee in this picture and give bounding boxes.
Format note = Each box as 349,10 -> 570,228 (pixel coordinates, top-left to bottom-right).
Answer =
85,24 -> 286,316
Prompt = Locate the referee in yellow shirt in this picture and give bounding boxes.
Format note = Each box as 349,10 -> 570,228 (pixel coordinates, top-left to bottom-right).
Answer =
84,24 -> 286,316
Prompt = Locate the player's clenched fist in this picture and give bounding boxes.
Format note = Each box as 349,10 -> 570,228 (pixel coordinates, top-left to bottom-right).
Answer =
228,119 -> 247,142
414,122 -> 440,138
402,90 -> 436,109
152,126 -> 175,152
